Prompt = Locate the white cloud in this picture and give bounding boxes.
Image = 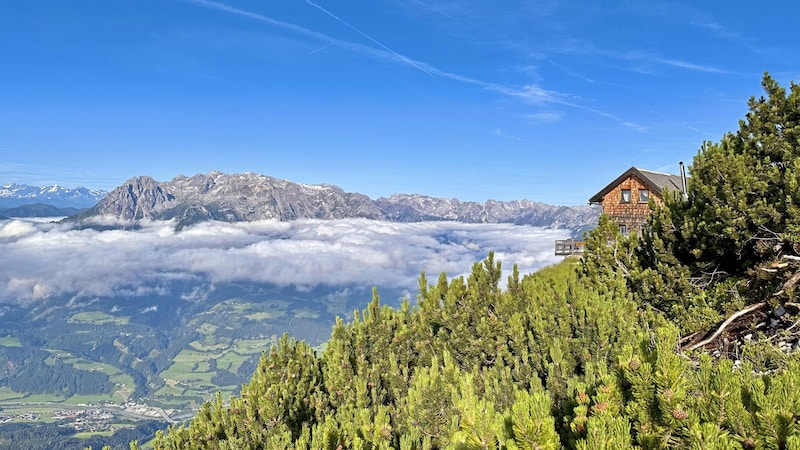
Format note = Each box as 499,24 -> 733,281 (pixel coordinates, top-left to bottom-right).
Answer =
654,58 -> 727,74
0,220 -> 39,239
0,218 -> 569,304
492,129 -> 524,141
524,112 -> 564,123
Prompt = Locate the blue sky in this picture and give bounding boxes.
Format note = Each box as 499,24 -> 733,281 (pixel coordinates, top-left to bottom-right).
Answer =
2,0 -> 798,205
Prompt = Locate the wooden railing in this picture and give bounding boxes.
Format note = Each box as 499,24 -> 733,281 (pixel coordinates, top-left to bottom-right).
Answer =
554,239 -> 585,256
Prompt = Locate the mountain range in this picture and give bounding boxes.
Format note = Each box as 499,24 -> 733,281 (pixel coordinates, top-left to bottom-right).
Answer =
0,172 -> 595,446
0,183 -> 107,209
0,203 -> 83,218
72,171 -> 599,235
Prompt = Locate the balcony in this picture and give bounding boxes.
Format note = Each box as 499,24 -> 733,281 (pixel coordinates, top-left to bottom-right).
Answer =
554,239 -> 585,256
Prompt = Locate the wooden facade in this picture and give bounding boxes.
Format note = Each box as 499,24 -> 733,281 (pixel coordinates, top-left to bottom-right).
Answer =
588,167 -> 684,235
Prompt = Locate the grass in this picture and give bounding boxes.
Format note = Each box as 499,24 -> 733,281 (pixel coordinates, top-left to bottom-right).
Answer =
65,394 -> 114,404
155,333 -> 276,404
146,298 -> 319,408
161,369 -> 215,386
196,322 -> 218,334
67,310 -> 129,325
73,430 -> 116,438
0,336 -> 21,347
64,358 -> 109,372
59,355 -> 134,404
20,393 -> 67,403
172,349 -> 215,364
114,382 -> 135,403
113,338 -> 130,354
216,352 -> 250,373
3,296 -> 303,415
189,340 -> 229,352
225,301 -> 251,314
236,338 -> 275,351
0,387 -> 26,401
160,350 -> 217,389
155,384 -> 186,397
211,298 -> 288,318
246,311 -> 278,320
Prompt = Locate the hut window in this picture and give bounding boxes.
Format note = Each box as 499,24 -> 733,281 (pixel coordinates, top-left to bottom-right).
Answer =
619,224 -> 628,235
620,189 -> 631,203
639,189 -> 649,203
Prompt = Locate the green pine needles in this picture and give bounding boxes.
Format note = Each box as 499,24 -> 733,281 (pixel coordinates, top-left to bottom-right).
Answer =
146,73 -> 800,450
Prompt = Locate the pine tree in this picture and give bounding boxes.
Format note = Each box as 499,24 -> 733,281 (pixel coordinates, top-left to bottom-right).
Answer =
508,390 -> 561,450
639,73 -> 800,329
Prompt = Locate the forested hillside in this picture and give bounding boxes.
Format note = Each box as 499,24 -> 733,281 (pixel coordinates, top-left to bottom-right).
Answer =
140,73 -> 800,449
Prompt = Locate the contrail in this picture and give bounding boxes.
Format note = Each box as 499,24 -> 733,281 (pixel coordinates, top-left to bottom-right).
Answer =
305,0 -> 433,76
307,42 -> 334,55
182,0 -> 334,43
179,0 -> 640,130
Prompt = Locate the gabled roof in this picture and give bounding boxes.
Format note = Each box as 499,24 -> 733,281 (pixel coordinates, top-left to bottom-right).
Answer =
589,167 -> 684,204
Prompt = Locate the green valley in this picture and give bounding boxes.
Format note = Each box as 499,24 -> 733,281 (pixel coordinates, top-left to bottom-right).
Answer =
0,282 -> 397,448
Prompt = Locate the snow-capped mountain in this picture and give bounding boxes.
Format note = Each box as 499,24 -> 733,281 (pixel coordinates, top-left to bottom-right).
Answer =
0,183 -> 107,209
75,171 -> 599,235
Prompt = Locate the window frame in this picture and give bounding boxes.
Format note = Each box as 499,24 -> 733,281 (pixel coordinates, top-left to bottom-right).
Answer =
639,189 -> 649,203
620,189 -> 631,203
619,224 -> 628,235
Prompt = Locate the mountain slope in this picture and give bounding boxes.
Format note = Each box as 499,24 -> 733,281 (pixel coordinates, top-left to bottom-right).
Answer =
0,203 -> 82,217
75,171 -> 599,234
0,183 -> 107,209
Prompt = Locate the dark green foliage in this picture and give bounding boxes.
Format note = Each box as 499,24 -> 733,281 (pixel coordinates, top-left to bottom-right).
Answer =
152,74 -> 800,450
151,250 -> 800,449
632,73 -> 800,330
152,334 -> 322,449
152,255 -> 663,449
0,420 -> 162,450
0,345 -> 114,397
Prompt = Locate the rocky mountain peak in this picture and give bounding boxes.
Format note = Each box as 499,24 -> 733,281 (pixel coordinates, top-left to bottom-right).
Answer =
90,176 -> 174,220
72,171 -> 599,235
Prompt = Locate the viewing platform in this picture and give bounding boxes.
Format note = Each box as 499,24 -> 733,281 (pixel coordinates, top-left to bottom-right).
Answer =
554,239 -> 585,256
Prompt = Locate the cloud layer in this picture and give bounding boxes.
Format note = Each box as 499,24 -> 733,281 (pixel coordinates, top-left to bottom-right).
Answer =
0,218 -> 569,304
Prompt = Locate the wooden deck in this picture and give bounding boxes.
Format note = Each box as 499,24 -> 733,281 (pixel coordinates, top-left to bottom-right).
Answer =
554,239 -> 585,256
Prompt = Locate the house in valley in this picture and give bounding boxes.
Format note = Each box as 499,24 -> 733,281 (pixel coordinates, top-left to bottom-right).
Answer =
588,166 -> 685,235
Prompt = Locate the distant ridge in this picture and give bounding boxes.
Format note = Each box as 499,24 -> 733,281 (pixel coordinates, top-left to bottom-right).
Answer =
71,171 -> 600,235
0,183 -> 107,209
0,203 -> 82,218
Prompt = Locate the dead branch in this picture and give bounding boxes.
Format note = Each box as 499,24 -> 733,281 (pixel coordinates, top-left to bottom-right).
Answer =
774,271 -> 800,297
758,225 -> 781,240
786,318 -> 800,334
781,303 -> 800,333
684,302 -> 767,352
679,331 -> 701,345
783,255 -> 800,262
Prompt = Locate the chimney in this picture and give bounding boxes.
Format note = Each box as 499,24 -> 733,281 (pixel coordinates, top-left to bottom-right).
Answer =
679,161 -> 688,200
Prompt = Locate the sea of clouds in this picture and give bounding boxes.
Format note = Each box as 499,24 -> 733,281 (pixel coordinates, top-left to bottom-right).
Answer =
0,218 -> 569,304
